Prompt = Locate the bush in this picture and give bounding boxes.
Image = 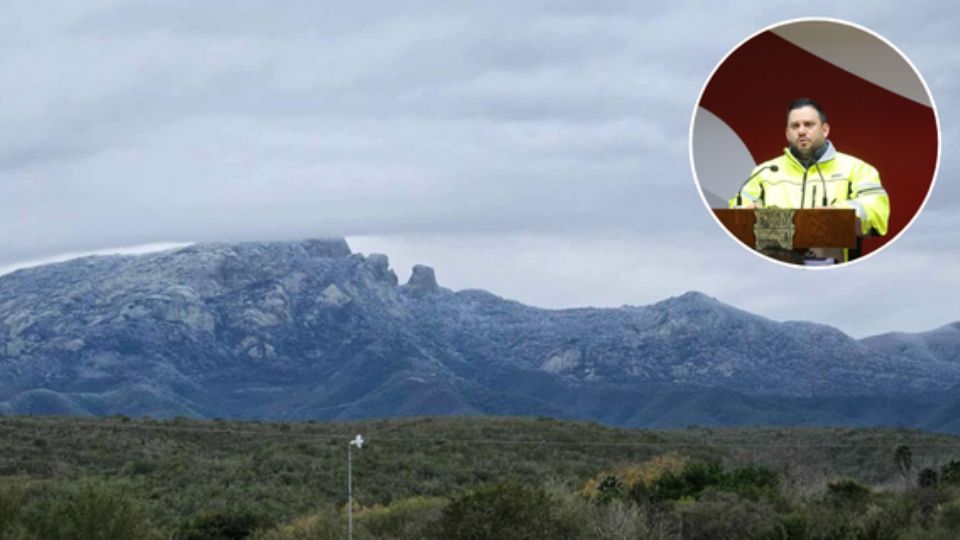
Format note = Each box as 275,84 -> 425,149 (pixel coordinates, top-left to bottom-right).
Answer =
919,467 -> 939,488
176,507 -> 274,540
940,459 -> 960,486
894,445 -> 913,478
0,483 -> 27,537
800,487 -> 927,539
825,479 -> 870,510
595,474 -> 624,503
628,481 -> 652,505
432,482 -> 572,540
678,491 -> 782,540
355,496 -> 446,539
252,507 -> 342,540
125,459 -> 157,476
939,499 -> 960,530
581,453 -> 686,501
858,498 -> 912,540
799,501 -> 861,540
22,480 -> 156,540
775,513 -> 811,540
648,462 -> 780,502
586,499 -> 646,539
651,462 -> 725,501
721,465 -> 779,501
914,486 -> 953,529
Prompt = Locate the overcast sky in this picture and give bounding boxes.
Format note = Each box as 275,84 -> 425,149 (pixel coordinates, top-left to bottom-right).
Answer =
2,1 -> 958,338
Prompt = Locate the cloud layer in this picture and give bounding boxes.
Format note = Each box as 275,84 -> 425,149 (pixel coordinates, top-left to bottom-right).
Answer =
2,2 -> 958,336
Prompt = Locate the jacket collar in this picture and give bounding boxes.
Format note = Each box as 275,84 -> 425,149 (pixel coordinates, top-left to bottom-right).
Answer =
784,139 -> 836,169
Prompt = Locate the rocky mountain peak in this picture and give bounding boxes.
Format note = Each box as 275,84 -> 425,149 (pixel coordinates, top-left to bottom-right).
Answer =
364,253 -> 399,286
668,291 -> 720,306
404,264 -> 439,297
301,238 -> 351,258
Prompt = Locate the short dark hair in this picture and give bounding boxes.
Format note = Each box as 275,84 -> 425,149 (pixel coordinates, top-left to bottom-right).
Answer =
786,97 -> 827,124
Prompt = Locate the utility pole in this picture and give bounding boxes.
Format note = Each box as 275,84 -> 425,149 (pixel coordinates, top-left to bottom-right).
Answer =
348,434 -> 364,540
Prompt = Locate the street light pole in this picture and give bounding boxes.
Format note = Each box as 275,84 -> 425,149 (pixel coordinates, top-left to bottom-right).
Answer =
348,441 -> 352,540
348,434 -> 363,540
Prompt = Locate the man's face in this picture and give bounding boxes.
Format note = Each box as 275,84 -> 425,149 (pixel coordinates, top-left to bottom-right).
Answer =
786,105 -> 830,159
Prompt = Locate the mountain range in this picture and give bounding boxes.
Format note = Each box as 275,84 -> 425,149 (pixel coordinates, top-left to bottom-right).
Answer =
1,238 -> 958,431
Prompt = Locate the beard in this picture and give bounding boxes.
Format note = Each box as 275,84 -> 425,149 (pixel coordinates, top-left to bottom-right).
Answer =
790,140 -> 825,162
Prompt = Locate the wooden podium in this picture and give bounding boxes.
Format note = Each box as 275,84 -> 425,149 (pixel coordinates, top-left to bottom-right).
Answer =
713,208 -> 857,263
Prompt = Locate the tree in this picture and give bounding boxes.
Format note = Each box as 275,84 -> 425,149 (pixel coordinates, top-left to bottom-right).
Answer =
894,445 -> 913,484
940,459 -> 960,486
596,474 -> 624,503
918,467 -> 939,488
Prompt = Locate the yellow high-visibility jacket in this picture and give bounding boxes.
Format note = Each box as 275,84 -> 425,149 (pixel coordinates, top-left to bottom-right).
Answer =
729,141 -> 890,236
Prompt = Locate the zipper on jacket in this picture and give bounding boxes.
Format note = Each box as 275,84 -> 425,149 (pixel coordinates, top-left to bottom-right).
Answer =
800,168 -> 809,208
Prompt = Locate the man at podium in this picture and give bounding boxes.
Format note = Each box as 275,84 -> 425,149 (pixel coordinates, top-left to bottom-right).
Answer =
730,98 -> 890,263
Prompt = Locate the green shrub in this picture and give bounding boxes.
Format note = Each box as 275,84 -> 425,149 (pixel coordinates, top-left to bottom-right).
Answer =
825,479 -> 870,510
651,462 -> 725,501
628,480 -> 652,505
678,490 -> 782,540
939,499 -> 960,529
799,488 -> 927,539
721,464 -> 779,501
176,507 -> 274,540
432,482 -> 572,540
649,462 -> 779,502
940,459 -> 960,486
251,507 -> 342,540
356,496 -> 446,539
775,513 -> 811,540
894,445 -> 913,478
819,523 -> 859,540
797,500 -> 862,540
919,467 -> 939,488
22,480 -> 155,540
125,459 -> 157,476
0,483 -> 27,537
858,498 -> 910,540
914,486 -> 953,529
595,474 -> 624,503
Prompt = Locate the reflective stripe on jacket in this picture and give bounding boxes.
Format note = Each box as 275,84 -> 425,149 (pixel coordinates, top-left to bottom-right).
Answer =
729,140 -> 890,236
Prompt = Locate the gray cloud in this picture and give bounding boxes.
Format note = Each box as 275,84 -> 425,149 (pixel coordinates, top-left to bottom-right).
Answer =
349,227 -> 960,339
1,1 -> 958,334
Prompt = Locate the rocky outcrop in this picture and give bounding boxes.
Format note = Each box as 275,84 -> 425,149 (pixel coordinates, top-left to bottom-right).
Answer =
403,265 -> 439,297
364,254 -> 398,286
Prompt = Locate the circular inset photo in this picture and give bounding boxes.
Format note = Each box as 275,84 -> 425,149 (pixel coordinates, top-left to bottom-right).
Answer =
690,18 -> 939,267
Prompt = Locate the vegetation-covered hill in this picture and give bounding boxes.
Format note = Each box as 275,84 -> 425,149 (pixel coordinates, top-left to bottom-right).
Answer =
3,415 -> 960,538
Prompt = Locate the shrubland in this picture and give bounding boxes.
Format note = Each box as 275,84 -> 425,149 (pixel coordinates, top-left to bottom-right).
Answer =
2,415 -> 960,538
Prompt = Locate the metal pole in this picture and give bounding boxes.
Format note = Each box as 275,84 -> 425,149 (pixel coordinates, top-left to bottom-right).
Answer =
348,442 -> 353,540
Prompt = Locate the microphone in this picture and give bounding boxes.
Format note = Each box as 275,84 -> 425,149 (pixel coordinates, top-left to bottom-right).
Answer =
814,163 -> 828,207
736,164 -> 779,206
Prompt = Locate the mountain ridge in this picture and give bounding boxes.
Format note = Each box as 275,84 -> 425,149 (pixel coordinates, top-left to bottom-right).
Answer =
1,238 -> 957,430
